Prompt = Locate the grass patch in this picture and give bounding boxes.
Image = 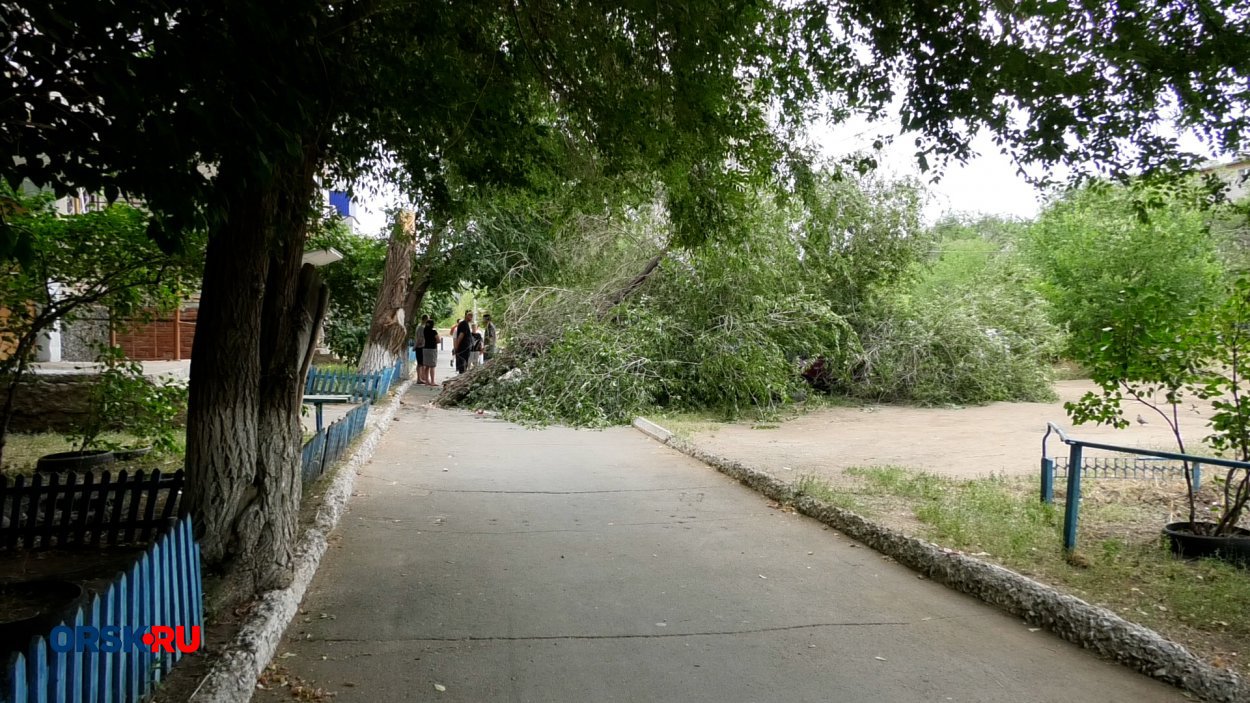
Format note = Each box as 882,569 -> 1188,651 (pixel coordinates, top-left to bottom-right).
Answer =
643,412 -> 724,440
2,432 -> 184,476
312,363 -> 358,375
795,474 -> 865,512
795,468 -> 1250,674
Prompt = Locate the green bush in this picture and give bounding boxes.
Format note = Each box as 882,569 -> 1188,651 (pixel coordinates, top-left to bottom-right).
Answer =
1023,182 -> 1225,364
847,285 -> 1059,404
70,346 -> 186,455
844,214 -> 1059,405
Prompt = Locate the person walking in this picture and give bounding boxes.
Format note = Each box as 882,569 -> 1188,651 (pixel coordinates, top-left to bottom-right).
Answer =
468,323 -> 484,368
448,319 -> 459,367
453,311 -> 474,374
483,313 -> 498,362
420,315 -> 440,386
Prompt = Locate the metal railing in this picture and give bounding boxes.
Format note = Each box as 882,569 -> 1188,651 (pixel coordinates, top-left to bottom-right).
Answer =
1041,422 -> 1250,551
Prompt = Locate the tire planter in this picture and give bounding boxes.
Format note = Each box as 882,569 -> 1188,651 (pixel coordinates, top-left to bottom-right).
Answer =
112,446 -> 152,462
36,450 -> 114,473
1163,521 -> 1250,566
0,580 -> 85,657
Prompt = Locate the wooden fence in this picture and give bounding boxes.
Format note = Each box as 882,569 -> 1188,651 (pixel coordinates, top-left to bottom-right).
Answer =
304,357 -> 409,402
0,470 -> 183,551
3,516 -> 203,703
301,402 -> 371,484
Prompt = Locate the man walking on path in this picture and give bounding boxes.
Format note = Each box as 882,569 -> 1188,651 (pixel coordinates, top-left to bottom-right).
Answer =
256,397 -> 1182,703
453,311 -> 473,374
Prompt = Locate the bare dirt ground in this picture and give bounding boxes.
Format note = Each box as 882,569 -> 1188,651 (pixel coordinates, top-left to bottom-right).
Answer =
672,380 -> 1218,482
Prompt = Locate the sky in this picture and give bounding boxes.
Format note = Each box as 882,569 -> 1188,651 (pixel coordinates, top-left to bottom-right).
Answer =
816,125 -> 1047,223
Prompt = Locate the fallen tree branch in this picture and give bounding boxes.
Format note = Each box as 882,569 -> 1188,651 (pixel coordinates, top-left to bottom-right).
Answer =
436,248 -> 668,408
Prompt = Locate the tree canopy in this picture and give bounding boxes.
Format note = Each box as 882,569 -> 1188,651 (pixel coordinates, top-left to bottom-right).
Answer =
4,0 -> 1249,250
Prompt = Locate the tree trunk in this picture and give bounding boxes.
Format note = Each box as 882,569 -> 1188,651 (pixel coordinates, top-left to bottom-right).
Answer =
597,249 -> 667,318
184,152 -> 321,600
358,210 -> 417,373
402,222 -> 445,329
185,186 -> 267,577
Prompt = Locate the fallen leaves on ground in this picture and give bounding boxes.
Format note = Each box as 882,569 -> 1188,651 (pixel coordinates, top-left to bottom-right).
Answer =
257,664 -> 337,701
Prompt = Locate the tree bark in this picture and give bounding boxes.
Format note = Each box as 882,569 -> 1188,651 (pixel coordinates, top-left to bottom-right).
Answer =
597,249 -> 667,318
184,151 -> 321,600
358,210 -> 417,373
185,183 -> 267,576
402,222 -> 446,329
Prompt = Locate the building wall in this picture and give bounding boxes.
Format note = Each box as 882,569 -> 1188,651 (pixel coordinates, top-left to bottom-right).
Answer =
1205,157 -> 1250,202
60,305 -> 110,362
0,306 -> 18,360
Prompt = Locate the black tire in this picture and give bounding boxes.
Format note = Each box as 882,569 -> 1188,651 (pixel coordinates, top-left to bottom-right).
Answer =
0,580 -> 86,658
113,446 -> 152,462
36,450 -> 115,473
1163,521 -> 1250,566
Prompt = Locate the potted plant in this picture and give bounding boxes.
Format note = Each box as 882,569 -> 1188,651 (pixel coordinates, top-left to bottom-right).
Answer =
1067,274 -> 1250,565
40,345 -> 186,471
0,187 -> 199,470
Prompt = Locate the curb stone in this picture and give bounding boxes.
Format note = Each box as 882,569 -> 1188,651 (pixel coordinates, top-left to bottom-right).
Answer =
189,377 -> 417,703
632,417 -> 1249,703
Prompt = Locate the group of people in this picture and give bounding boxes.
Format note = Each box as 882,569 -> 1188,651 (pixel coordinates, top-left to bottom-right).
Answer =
414,310 -> 497,385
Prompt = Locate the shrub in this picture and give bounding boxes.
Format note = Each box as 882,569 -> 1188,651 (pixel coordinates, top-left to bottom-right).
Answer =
846,286 -> 1059,404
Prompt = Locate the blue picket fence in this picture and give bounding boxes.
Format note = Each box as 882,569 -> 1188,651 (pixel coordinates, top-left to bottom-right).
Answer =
3,517 -> 203,703
301,402 -> 371,483
304,358 -> 409,402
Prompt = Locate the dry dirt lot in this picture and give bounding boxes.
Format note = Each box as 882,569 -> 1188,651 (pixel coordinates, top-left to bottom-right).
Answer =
675,380 -> 1218,481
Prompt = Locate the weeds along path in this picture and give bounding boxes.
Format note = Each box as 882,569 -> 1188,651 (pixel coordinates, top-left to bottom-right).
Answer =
668,380 -> 1218,482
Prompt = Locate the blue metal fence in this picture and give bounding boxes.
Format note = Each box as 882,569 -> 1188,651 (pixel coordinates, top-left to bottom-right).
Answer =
304,357 -> 408,402
3,516 -> 203,703
300,402 -> 371,484
1041,423 -> 1250,551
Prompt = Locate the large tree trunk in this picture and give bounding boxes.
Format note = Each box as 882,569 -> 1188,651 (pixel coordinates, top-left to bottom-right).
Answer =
358,210 -> 416,373
185,152 -> 322,601
402,222 -> 446,329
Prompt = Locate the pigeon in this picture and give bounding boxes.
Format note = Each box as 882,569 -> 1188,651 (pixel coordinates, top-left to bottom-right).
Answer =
1136,414 -> 1149,426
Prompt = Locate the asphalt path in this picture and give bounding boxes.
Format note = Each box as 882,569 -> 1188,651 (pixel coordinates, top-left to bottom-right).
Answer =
255,390 -> 1182,702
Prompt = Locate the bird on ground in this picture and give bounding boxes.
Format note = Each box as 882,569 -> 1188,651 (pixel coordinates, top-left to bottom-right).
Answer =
1136,414 -> 1149,426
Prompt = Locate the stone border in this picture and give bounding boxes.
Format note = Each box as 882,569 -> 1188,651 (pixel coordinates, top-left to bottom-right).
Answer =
632,417 -> 1248,703
189,376 -> 417,703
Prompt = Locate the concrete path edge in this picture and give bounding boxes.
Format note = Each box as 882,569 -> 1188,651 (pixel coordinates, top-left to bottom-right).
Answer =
632,417 -> 1248,703
189,377 -> 417,703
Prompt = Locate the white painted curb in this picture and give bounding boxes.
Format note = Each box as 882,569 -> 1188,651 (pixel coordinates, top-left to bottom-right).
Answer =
631,416 -> 672,443
190,378 -> 417,703
632,416 -> 1248,703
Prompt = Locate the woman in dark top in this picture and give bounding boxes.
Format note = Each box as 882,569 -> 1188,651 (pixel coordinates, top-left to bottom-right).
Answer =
453,313 -> 473,374
421,318 -> 440,385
